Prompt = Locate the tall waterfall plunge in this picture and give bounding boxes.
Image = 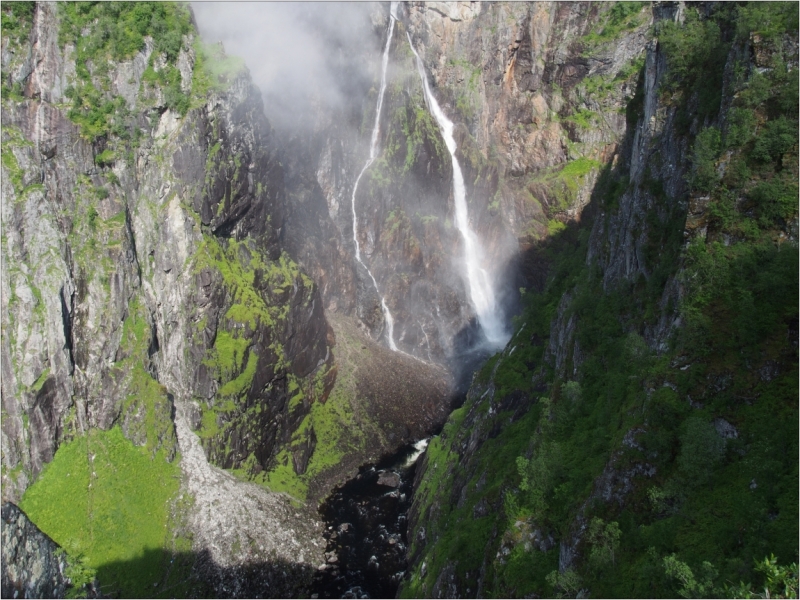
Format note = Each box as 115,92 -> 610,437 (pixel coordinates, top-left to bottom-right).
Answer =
350,6 -> 398,351
407,34 -> 509,349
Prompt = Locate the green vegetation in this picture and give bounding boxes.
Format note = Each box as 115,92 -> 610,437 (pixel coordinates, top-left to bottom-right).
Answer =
59,2 -> 191,63
530,157 -> 601,215
0,2 -> 34,48
191,40 -> 247,96
404,3 -> 798,598
385,96 -> 449,175
58,549 -> 98,599
54,1 -> 247,147
57,2 -> 195,140
254,385 -> 359,503
581,2 -> 648,49
447,57 -> 482,121
576,53 -> 645,108
29,368 -> 50,393
547,219 -> 567,236
20,427 -> 185,598
1,127 -> 33,198
564,108 -> 599,129
191,235 -> 324,480
0,1 -> 34,101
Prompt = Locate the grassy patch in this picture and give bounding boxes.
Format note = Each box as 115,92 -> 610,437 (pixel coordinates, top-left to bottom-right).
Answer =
20,427 -> 182,598
531,157 -> 601,215
581,2 -> 648,49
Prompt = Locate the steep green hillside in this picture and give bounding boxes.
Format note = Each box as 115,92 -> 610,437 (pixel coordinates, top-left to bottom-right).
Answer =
403,4 -> 798,598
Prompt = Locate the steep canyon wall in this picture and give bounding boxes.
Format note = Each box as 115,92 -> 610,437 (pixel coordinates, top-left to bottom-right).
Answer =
400,2 -> 798,598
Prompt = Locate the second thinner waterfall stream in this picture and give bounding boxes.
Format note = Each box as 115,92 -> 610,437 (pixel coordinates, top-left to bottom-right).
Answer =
350,5 -> 398,351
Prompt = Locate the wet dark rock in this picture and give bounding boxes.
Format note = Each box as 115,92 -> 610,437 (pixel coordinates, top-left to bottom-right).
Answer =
377,470 -> 401,488
314,443 -> 426,599
714,418 -> 739,440
473,498 -> 489,519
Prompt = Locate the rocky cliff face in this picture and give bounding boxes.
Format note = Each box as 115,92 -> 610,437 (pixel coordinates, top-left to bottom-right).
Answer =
401,2 -> 798,597
275,1 -> 652,366
0,2 -> 335,499
1,502 -> 73,599
0,3 -> 338,591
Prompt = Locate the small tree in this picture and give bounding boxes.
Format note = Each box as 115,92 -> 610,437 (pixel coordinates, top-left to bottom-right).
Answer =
546,568 -> 583,599
587,517 -> 622,570
727,555 -> 799,599
663,554 -> 719,598
677,417 -> 725,486
516,441 -> 562,518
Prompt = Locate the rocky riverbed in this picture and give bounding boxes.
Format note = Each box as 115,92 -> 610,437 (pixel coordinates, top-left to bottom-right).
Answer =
312,441 -> 429,599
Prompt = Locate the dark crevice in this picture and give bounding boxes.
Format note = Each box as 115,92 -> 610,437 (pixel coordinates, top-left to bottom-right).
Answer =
124,203 -> 142,285
58,285 -> 74,375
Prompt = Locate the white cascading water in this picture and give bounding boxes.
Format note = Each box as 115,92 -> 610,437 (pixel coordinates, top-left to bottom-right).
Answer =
351,4 -> 398,351
403,438 -> 430,468
407,34 -> 509,348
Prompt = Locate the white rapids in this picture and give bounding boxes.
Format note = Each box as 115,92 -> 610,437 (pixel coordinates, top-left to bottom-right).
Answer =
403,438 -> 431,468
407,33 -> 509,348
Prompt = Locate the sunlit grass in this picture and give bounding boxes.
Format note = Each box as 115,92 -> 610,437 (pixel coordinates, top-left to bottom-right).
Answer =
20,427 -> 182,598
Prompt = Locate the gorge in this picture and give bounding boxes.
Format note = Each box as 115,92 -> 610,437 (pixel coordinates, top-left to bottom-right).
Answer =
1,1 -> 798,599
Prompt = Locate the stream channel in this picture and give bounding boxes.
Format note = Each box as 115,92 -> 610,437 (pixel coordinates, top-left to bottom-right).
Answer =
310,340 -> 494,598
312,440 -> 429,599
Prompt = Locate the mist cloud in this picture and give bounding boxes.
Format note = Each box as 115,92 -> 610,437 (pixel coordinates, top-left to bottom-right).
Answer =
191,2 -> 385,130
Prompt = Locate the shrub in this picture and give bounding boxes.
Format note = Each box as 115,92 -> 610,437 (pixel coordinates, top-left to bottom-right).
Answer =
587,517 -> 622,570
677,418 -> 725,486
663,554 -> 720,599
690,127 -> 722,193
725,107 -> 756,149
729,555 -> 800,599
87,206 -> 99,230
94,149 -> 115,166
751,116 -> 798,165
748,176 -> 799,223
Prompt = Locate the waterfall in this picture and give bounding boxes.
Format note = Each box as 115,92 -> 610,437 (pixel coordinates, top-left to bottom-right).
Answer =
407,34 -> 509,349
351,5 -> 398,351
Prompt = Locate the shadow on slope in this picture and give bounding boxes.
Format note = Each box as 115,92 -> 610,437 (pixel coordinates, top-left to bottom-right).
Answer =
95,547 -> 319,599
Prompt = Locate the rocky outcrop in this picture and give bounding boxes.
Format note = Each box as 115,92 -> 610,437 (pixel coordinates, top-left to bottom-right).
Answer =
305,314 -> 453,505
172,402 -> 326,592
0,5 -> 338,591
1,502 -> 70,599
0,3 -> 335,503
